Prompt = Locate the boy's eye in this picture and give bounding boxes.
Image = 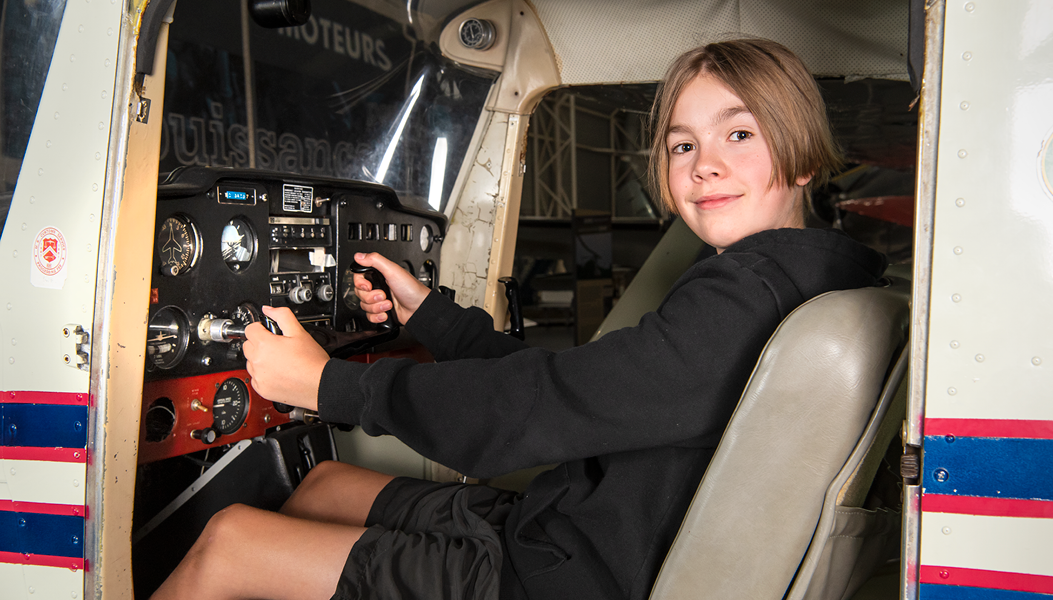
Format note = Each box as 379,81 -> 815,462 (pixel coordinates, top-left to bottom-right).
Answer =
730,130 -> 752,142
671,142 -> 694,154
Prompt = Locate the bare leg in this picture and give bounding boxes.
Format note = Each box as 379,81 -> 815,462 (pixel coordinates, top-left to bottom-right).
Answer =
280,460 -> 395,526
149,503 -> 365,600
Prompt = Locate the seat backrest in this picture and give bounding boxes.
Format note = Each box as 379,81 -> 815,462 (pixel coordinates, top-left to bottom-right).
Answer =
648,278 -> 910,600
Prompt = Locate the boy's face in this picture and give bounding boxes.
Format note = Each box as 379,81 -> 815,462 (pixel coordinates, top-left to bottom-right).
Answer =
666,75 -> 809,252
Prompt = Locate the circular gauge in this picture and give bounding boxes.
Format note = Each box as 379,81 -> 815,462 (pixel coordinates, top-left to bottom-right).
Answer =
157,214 -> 202,276
221,217 -> 257,272
212,377 -> 250,435
420,224 -> 433,253
146,307 -> 190,370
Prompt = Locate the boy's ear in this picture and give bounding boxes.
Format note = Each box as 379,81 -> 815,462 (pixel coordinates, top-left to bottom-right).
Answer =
795,173 -> 813,187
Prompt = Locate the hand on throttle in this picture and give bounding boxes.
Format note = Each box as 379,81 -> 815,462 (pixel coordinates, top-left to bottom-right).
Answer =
243,305 -> 329,410
353,252 -> 430,325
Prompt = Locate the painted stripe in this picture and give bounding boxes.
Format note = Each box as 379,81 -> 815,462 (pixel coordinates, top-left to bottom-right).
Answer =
920,583 -> 1053,599
923,494 -> 1053,519
0,511 -> 85,559
3,460 -> 87,506
925,419 -> 1053,440
923,436 -> 1053,501
920,513 -> 1053,578
0,391 -> 89,406
0,500 -> 86,517
1,403 -> 88,448
921,567 -> 1053,595
0,550 -> 85,570
0,447 -> 86,462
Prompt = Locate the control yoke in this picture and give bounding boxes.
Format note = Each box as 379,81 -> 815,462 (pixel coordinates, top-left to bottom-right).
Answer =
302,264 -> 400,359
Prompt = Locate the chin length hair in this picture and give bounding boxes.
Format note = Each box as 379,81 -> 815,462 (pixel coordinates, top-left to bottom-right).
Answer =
648,38 -> 842,216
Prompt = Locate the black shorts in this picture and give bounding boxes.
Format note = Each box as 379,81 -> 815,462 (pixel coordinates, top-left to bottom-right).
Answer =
332,477 -> 518,600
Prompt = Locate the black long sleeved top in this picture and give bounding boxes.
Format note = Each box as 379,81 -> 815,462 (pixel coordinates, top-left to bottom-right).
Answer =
317,227 -> 887,600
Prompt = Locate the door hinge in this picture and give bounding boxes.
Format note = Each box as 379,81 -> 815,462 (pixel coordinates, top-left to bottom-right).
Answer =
61,324 -> 90,372
136,96 -> 151,123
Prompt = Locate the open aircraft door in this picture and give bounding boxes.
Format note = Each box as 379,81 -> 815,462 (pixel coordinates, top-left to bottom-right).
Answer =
905,1 -> 1053,598
0,0 -> 143,598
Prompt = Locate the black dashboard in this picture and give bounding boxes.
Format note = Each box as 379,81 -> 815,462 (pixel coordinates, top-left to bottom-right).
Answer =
139,167 -> 445,462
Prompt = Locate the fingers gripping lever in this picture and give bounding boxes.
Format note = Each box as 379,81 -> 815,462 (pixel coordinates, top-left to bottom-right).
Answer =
349,263 -> 399,333
304,264 -> 401,359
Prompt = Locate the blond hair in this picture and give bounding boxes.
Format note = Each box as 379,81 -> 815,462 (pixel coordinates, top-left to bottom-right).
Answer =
648,38 -> 842,215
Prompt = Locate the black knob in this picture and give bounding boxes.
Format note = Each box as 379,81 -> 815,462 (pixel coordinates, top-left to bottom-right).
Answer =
190,427 -> 218,444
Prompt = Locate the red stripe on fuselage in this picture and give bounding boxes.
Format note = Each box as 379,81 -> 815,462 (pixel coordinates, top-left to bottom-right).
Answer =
0,447 -> 87,462
0,551 -> 85,570
0,500 -> 86,517
923,494 -> 1053,519
920,566 -> 1053,595
925,418 -> 1053,440
1,390 -> 89,405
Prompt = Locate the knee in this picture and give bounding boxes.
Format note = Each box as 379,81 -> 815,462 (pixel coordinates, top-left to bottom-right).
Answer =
300,459 -> 345,486
193,504 -> 257,560
157,504 -> 259,598
291,460 -> 344,498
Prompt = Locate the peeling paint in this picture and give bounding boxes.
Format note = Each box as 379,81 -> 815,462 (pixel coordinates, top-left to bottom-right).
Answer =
440,110 -> 510,309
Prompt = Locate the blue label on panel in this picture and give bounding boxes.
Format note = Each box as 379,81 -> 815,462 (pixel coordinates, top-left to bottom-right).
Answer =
0,404 -> 88,448
0,511 -> 85,558
921,584 -> 1053,599
923,436 -> 1053,501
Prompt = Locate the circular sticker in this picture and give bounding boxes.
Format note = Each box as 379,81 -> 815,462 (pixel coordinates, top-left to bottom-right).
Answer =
33,226 -> 67,277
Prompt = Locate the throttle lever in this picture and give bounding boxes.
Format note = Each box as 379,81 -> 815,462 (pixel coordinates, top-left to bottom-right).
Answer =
261,313 -> 282,335
349,263 -> 399,333
499,276 -> 525,340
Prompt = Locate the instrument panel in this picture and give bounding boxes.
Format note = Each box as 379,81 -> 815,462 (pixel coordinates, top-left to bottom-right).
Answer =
139,167 -> 446,463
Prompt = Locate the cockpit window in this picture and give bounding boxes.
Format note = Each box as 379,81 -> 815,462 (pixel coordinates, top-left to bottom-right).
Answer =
0,0 -> 67,238
161,0 -> 497,213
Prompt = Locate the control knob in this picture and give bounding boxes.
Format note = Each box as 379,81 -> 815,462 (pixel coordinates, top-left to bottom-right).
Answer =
197,315 -> 246,343
316,283 -> 335,302
190,427 -> 218,444
288,285 -> 313,305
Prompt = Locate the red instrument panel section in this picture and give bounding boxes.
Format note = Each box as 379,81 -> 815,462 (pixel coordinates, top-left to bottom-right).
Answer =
139,370 -> 291,464
138,346 -> 434,464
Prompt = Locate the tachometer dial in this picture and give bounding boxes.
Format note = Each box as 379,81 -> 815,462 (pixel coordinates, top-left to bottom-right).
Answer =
146,307 -> 190,370
212,377 -> 250,435
157,214 -> 202,276
221,217 -> 257,272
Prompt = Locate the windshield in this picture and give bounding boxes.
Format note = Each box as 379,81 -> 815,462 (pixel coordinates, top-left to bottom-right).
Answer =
161,0 -> 497,213
0,0 -> 67,237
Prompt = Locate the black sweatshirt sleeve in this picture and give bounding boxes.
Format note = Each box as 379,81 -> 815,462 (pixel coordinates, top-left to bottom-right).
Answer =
317,257 -> 785,479
406,291 -> 531,361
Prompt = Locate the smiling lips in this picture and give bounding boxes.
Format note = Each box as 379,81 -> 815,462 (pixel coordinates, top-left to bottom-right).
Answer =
693,194 -> 739,209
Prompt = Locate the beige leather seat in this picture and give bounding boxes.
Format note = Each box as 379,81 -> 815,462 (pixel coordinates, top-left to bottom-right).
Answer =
648,277 -> 910,600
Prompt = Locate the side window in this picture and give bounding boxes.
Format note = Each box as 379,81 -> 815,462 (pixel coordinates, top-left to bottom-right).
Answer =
160,0 -> 496,213
0,0 -> 67,237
